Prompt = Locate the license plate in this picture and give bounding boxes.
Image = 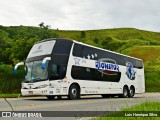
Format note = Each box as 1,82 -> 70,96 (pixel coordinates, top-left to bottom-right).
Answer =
28,91 -> 33,94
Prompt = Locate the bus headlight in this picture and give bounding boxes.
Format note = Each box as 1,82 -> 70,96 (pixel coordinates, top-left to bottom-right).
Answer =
21,84 -> 26,89
22,86 -> 25,89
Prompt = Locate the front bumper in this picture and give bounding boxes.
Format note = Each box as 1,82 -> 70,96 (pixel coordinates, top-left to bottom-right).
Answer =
21,88 -> 49,96
21,87 -> 68,96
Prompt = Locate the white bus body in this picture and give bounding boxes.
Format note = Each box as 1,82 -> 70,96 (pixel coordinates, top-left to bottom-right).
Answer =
15,38 -> 145,99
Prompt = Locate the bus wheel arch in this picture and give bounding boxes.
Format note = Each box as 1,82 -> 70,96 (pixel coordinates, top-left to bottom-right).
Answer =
128,85 -> 135,98
68,83 -> 80,100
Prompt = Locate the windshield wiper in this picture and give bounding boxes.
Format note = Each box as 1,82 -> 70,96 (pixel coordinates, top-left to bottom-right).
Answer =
23,80 -> 33,83
32,77 -> 42,82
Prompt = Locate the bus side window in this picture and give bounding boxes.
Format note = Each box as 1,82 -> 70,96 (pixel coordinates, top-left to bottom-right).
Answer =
59,65 -> 67,79
50,64 -> 59,80
50,64 -> 67,80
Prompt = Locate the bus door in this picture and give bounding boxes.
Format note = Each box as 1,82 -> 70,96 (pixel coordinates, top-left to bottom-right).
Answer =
49,64 -> 67,95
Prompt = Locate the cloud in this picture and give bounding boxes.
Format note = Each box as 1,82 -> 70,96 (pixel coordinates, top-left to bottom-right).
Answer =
0,0 -> 160,32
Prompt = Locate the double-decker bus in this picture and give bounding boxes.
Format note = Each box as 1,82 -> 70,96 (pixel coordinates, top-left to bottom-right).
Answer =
14,38 -> 145,100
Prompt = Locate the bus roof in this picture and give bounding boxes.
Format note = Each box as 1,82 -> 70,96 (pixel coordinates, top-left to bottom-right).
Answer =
35,38 -> 71,44
73,40 -> 142,61
35,38 -> 142,61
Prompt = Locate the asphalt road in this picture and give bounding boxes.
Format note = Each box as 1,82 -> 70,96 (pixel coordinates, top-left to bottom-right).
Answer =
0,93 -> 160,120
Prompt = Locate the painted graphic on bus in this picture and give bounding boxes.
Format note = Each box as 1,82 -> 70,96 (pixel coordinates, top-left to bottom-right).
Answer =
126,62 -> 136,80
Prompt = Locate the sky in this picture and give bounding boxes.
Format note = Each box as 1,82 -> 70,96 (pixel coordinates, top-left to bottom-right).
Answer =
0,0 -> 160,32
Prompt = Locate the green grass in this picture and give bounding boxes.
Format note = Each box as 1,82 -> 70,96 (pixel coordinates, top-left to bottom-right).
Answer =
122,102 -> 160,111
145,71 -> 160,92
0,94 -> 20,98
121,46 -> 160,63
0,78 -> 22,94
96,102 -> 160,120
97,115 -> 160,120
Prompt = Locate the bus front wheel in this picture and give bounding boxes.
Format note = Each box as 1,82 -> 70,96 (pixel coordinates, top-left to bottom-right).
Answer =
68,84 -> 80,100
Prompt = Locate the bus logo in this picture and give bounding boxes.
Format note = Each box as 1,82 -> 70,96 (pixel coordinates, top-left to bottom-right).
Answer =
38,45 -> 42,49
96,58 -> 119,72
126,62 -> 136,80
96,58 -> 120,76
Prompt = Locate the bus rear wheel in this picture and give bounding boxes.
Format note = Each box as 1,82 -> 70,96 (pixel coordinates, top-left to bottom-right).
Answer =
68,84 -> 80,100
128,87 -> 135,98
46,96 -> 55,100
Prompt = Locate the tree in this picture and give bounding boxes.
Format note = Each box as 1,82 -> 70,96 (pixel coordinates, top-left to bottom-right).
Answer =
38,22 -> 44,28
0,29 -> 10,64
38,22 -> 51,29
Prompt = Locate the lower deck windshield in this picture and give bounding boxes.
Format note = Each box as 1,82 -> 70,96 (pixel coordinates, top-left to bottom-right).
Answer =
24,61 -> 48,82
24,60 -> 67,83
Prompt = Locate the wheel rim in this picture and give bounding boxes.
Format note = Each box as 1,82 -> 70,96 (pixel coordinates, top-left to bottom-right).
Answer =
130,88 -> 134,96
72,88 -> 77,97
124,88 -> 128,96
130,90 -> 133,95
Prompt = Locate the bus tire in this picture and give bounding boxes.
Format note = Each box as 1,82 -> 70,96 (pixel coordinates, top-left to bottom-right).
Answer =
46,96 -> 55,100
128,86 -> 135,98
122,86 -> 128,98
68,84 -> 80,100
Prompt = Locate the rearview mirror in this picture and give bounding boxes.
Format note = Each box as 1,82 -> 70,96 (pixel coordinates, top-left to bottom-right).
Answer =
14,62 -> 24,74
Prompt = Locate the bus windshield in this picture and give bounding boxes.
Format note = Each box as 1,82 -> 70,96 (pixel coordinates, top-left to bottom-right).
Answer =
24,61 -> 48,82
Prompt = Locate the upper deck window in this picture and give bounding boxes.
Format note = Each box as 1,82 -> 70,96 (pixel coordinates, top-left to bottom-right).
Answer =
27,40 -> 56,58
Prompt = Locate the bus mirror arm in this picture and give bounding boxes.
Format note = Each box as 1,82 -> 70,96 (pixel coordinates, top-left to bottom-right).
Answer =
14,62 -> 25,74
42,57 -> 51,69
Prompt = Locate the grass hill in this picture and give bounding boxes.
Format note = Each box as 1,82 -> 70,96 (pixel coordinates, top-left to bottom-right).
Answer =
0,25 -> 160,93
